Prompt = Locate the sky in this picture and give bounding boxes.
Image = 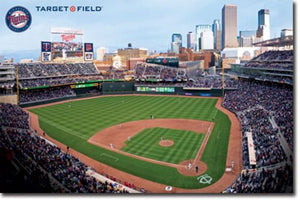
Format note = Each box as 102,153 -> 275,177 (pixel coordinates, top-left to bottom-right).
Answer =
0,0 -> 294,60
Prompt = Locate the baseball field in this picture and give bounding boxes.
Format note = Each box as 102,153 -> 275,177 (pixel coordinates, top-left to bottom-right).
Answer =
28,95 -> 232,190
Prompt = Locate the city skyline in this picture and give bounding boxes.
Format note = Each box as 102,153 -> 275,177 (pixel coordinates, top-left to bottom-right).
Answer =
0,0 -> 293,61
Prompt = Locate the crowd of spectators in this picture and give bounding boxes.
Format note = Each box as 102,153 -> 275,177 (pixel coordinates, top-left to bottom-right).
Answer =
184,76 -> 238,89
222,79 -> 293,193
223,80 -> 292,112
105,70 -> 131,80
20,86 -> 76,104
238,108 -> 287,168
228,50 -> 294,86
273,98 -> 293,151
134,64 -> 239,88
177,69 -> 186,79
160,67 -> 177,81
134,64 -> 146,79
0,103 -> 29,129
19,75 -> 104,88
252,50 -> 293,62
135,63 -> 187,81
143,65 -> 162,78
223,80 -> 293,150
0,103 -> 131,193
0,139 -> 62,193
244,61 -> 293,70
17,65 -> 133,88
254,75 -> 293,85
18,63 -> 98,78
224,164 -> 293,193
243,50 -> 293,71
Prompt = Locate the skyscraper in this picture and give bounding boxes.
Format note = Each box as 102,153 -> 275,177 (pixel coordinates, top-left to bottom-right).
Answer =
171,33 -> 182,54
222,4 -> 238,49
256,9 -> 270,41
97,47 -> 109,61
187,31 -> 195,49
239,30 -> 257,47
212,19 -> 221,50
195,24 -> 212,51
199,30 -> 214,50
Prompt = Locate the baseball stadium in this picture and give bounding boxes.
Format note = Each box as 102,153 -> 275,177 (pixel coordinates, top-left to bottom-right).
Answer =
0,28 -> 294,194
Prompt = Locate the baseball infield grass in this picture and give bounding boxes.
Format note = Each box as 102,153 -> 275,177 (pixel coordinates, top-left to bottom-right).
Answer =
122,127 -> 205,164
29,95 -> 231,189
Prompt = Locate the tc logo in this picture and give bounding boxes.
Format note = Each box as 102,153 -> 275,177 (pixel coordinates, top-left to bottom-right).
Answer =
41,42 -> 51,52
197,174 -> 213,184
6,6 -> 32,32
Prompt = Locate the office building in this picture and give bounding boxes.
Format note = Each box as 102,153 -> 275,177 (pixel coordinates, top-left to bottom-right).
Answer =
171,33 -> 182,54
256,9 -> 270,41
195,24 -> 212,51
212,19 -> 221,50
97,47 -> 109,61
222,4 -> 238,49
187,32 -> 195,49
199,30 -> 214,50
281,29 -> 293,37
239,30 -> 256,47
117,44 -> 148,68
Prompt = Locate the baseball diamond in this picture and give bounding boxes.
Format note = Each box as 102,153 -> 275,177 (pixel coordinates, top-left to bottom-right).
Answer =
25,95 -> 242,191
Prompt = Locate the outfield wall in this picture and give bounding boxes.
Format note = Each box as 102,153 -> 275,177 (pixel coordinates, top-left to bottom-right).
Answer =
134,86 -> 224,97
102,82 -> 135,94
102,82 -> 225,96
20,82 -> 236,107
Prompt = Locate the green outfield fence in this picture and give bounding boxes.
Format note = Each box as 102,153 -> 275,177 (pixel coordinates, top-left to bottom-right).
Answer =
19,81 -> 236,108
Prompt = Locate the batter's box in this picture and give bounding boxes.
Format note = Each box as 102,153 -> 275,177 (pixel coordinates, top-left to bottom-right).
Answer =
100,153 -> 119,162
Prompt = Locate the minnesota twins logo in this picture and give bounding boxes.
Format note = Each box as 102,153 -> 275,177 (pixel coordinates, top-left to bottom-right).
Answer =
197,174 -> 213,184
43,43 -> 50,51
84,43 -> 93,52
41,42 -> 51,52
6,6 -> 32,32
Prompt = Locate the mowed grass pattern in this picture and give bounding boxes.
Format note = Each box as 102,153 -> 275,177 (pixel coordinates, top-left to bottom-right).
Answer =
31,96 -> 217,140
122,128 -> 205,164
29,96 -> 231,189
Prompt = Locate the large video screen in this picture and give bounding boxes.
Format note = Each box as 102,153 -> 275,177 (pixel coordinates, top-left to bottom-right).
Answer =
51,42 -> 84,59
52,42 -> 83,52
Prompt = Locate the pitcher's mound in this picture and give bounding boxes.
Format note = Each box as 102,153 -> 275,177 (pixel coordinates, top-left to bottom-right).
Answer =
177,159 -> 207,176
159,140 -> 174,147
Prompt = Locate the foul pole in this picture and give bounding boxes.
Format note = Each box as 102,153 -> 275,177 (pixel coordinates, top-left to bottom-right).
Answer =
222,61 -> 225,97
16,64 -> 20,105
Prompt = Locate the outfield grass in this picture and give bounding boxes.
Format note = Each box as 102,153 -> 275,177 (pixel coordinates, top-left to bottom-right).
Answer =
122,127 -> 205,164
29,95 -> 231,189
